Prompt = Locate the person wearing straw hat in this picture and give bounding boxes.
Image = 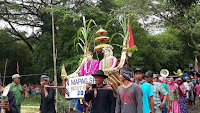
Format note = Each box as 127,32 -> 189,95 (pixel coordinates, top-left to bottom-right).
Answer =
10,74 -> 26,113
0,77 -> 18,113
115,67 -> 143,113
84,70 -> 115,113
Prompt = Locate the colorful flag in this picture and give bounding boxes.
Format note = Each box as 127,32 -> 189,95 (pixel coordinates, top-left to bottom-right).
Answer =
195,56 -> 198,72
16,62 -> 19,74
128,20 -> 135,48
61,64 -> 67,80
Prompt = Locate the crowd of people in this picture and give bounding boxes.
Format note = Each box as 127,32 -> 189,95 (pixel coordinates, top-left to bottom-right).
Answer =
0,73 -> 57,113
1,69 -> 199,113
65,67 -> 200,113
22,83 -> 42,97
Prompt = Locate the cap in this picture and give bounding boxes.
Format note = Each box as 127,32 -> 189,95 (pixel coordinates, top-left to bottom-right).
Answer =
153,74 -> 159,79
144,71 -> 153,78
40,75 -> 49,81
12,74 -> 20,79
134,67 -> 143,73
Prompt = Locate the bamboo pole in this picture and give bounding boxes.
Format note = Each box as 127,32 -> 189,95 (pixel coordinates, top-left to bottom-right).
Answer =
51,5 -> 58,112
46,86 -> 65,89
3,58 -> 8,86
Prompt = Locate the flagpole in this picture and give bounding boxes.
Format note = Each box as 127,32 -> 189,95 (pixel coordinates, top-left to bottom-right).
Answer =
51,5 -> 58,112
195,55 -> 198,72
3,58 -> 8,86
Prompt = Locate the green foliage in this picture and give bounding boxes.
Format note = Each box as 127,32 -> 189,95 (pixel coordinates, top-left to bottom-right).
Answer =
169,0 -> 199,9
128,45 -> 138,53
0,0 -> 199,84
75,16 -> 97,53
57,92 -> 68,112
0,30 -> 34,84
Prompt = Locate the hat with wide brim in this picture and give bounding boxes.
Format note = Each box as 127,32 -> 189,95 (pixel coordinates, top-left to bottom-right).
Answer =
91,70 -> 108,78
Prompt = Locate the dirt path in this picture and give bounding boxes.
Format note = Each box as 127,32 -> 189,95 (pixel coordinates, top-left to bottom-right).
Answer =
21,100 -> 200,113
187,97 -> 200,113
21,106 -> 40,108
21,106 -> 39,113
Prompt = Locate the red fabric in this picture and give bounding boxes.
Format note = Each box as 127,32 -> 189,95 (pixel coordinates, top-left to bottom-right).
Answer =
194,75 -> 198,80
128,21 -> 134,48
178,87 -> 184,97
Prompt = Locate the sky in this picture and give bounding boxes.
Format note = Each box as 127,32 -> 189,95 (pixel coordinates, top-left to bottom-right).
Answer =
0,18 -> 165,37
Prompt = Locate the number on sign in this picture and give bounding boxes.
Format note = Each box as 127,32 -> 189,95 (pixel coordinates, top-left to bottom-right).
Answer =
77,90 -> 84,95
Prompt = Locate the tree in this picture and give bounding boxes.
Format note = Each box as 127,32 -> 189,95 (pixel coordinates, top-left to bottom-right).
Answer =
0,30 -> 33,84
118,0 -> 200,53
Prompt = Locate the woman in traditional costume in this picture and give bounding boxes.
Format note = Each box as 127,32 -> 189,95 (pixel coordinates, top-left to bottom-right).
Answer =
176,78 -> 188,113
79,51 -> 99,76
99,47 -> 117,71
99,47 -> 122,95
168,78 -> 181,113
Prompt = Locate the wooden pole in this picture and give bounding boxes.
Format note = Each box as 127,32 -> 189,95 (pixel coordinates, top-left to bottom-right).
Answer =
51,5 -> 58,112
3,58 -> 8,86
46,86 -> 65,89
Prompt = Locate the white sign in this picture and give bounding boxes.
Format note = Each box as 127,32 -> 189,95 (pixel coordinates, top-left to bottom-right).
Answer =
65,76 -> 95,98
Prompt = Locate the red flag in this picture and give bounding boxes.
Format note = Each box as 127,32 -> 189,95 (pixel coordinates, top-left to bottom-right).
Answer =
16,62 -> 19,74
128,20 -> 135,48
195,56 -> 198,72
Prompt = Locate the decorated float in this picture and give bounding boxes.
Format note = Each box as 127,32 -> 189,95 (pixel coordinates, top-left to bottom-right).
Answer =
61,16 -> 137,98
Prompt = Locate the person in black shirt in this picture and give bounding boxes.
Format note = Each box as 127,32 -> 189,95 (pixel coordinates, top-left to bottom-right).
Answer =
39,75 -> 56,113
0,79 -> 18,113
84,70 -> 115,113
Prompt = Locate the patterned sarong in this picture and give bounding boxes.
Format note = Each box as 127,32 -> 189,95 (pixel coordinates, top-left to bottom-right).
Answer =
106,72 -> 122,96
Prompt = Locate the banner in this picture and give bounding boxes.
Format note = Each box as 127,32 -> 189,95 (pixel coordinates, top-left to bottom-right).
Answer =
65,76 -> 95,98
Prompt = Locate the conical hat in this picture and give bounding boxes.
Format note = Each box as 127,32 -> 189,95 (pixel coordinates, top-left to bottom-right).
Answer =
61,64 -> 68,79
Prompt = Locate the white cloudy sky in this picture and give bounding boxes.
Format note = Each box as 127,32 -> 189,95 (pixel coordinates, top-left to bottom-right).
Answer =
0,12 -> 165,36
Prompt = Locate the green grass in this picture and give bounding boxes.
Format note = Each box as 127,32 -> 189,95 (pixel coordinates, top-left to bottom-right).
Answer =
21,95 -> 41,106
21,92 -> 69,113
21,92 -> 69,112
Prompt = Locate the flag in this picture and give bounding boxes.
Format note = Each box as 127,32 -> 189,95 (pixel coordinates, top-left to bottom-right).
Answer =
61,64 -> 67,80
16,62 -> 19,74
128,20 -> 135,48
195,56 -> 198,72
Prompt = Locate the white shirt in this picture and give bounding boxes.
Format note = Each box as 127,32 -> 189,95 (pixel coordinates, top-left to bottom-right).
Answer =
184,82 -> 194,90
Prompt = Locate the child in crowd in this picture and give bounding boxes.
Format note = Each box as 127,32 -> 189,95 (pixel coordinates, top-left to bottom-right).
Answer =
25,87 -> 30,98
32,87 -> 36,95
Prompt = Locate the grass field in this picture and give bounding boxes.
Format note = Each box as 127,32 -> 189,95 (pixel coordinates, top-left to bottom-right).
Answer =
21,95 -> 41,106
21,93 -> 68,113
